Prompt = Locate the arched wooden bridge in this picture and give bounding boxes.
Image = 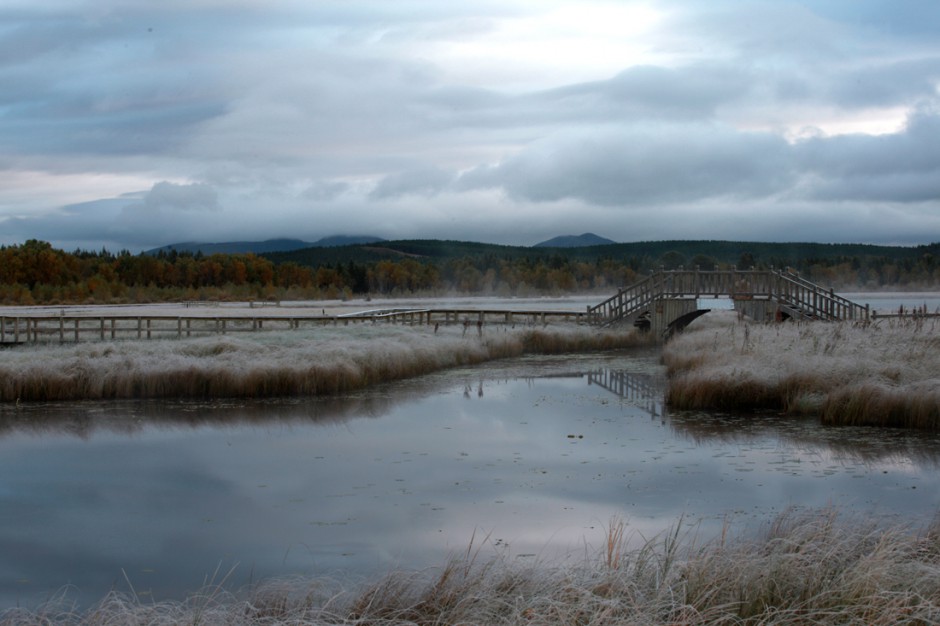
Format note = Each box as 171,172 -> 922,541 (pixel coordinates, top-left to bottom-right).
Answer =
586,268 -> 870,338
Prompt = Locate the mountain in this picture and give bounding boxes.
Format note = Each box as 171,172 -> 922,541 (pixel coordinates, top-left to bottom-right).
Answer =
147,236 -> 384,255
534,233 -> 617,248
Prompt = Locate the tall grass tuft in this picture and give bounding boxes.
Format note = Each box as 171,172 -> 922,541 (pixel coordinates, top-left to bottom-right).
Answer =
1,324 -> 651,403
664,314 -> 940,429
5,508 -> 940,624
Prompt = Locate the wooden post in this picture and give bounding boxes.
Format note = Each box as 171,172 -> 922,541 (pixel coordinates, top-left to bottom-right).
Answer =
0,316 -> 4,344
147,318 -> 152,339
178,317 -> 182,339
14,318 -> 20,344
137,317 -> 142,339
99,317 -> 105,341
187,319 -> 191,337
110,318 -> 116,339
59,316 -> 64,342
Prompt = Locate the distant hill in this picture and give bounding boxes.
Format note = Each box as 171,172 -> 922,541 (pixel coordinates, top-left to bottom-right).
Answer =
534,233 -> 616,248
147,236 -> 384,255
264,238 -> 940,271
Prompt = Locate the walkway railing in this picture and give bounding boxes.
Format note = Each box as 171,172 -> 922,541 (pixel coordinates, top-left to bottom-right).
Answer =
0,308 -> 587,345
587,268 -> 869,326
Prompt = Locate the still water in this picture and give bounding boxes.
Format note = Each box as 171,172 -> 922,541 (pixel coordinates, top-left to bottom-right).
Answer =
2,349 -> 940,609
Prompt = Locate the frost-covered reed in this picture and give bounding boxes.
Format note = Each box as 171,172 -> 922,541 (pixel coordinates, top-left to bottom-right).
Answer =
665,314 -> 940,428
1,324 -> 648,402
5,508 -> 940,625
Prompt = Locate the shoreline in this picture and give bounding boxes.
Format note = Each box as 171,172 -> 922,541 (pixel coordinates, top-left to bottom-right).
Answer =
4,508 -> 939,624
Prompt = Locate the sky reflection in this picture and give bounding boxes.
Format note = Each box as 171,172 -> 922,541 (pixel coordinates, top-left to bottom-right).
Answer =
1,351 -> 939,609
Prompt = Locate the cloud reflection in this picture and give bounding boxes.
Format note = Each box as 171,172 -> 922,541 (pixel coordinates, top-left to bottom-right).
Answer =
1,352 -> 939,611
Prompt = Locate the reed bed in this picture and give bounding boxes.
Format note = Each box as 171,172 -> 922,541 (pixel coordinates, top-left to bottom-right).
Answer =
4,508 -> 940,625
664,314 -> 940,428
0,323 -> 649,403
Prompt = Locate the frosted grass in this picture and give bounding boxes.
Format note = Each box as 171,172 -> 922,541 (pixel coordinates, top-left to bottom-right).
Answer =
665,313 -> 940,428
1,323 -> 649,402
5,508 -> 940,625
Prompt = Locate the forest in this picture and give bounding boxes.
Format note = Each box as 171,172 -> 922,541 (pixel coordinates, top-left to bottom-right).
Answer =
1,238 -> 939,305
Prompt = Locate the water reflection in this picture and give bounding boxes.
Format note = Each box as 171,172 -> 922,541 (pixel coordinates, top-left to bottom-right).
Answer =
2,353 -> 940,611
587,369 -> 667,419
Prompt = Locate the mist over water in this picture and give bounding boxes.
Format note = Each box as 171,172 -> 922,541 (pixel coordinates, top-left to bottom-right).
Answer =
2,348 -> 939,610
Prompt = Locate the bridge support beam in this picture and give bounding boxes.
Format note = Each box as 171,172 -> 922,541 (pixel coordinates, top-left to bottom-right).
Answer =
733,298 -> 781,322
650,298 -> 699,337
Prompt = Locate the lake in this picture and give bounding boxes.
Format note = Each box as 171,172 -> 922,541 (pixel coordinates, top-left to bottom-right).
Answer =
2,345 -> 940,610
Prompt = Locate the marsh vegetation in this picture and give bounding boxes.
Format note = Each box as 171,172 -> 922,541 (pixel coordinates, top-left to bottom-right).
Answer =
665,314 -> 940,429
1,323 -> 649,402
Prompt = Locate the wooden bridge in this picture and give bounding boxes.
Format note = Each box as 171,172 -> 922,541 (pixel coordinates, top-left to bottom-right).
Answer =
586,268 -> 869,337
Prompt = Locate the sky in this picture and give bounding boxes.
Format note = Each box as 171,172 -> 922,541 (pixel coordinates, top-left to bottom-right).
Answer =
2,0 -> 940,252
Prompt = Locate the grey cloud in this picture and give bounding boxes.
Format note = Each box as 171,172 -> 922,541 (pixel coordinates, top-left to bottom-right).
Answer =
796,108 -> 940,202
827,58 -> 940,108
369,167 -> 456,199
541,64 -> 750,121
460,124 -> 794,206
140,181 -> 220,212
303,180 -> 351,202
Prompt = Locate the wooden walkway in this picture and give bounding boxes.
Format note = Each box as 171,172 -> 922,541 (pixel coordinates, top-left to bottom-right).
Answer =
0,308 -> 587,345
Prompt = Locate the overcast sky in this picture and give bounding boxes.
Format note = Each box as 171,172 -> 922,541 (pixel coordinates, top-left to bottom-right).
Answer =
2,0 -> 940,252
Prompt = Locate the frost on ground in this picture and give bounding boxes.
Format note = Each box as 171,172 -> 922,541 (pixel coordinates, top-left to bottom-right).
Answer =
665,312 -> 940,428
1,323 -> 647,402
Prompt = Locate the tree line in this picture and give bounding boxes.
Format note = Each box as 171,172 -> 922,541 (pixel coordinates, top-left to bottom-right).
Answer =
1,239 -> 939,305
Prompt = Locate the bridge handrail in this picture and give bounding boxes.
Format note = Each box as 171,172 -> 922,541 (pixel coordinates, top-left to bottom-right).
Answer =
588,268 -> 869,325
772,269 -> 869,320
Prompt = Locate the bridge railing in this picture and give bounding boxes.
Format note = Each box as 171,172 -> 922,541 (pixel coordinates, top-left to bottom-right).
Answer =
772,269 -> 869,321
588,268 -> 869,325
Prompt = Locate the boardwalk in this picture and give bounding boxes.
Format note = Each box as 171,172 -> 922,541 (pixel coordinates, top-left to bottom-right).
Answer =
0,307 -> 588,345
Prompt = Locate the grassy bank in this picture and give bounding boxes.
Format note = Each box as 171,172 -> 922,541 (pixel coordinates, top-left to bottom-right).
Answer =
664,314 -> 940,429
4,508 -> 940,625
1,323 -> 650,402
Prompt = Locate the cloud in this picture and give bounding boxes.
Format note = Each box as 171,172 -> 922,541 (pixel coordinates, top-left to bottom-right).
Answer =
2,0 -> 940,251
795,107 -> 940,202
369,167 -> 456,199
140,181 -> 220,212
460,123 -> 794,206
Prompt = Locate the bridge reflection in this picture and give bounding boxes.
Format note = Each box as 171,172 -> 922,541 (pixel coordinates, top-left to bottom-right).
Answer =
586,368 -> 667,419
